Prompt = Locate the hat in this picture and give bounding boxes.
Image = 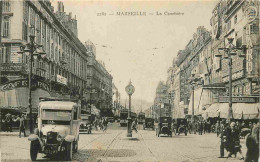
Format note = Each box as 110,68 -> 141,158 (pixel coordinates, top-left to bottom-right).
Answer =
230,122 -> 235,127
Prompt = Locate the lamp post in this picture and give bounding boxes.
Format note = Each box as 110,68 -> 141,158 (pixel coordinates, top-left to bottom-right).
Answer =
216,38 -> 246,123
191,81 -> 195,123
18,26 -> 46,133
86,84 -> 96,124
125,81 -> 135,137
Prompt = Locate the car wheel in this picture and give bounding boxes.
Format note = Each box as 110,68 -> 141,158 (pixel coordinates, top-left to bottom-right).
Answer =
30,140 -> 39,161
65,142 -> 73,161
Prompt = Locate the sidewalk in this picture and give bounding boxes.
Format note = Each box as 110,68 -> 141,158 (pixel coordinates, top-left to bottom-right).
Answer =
0,129 -> 31,137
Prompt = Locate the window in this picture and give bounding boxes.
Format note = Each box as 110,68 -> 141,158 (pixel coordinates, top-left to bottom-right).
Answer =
227,20 -> 231,31
3,0 -> 11,12
234,15 -> 237,24
2,17 -> 10,38
1,45 -> 11,63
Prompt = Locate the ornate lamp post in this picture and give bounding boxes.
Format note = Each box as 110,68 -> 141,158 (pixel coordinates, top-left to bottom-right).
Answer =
86,84 -> 96,124
17,26 -> 46,133
216,37 -> 246,123
125,80 -> 135,137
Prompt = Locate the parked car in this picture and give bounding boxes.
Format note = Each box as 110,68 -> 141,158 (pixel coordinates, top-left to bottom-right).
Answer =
80,114 -> 92,134
143,118 -> 155,130
156,117 -> 172,137
28,98 -> 81,161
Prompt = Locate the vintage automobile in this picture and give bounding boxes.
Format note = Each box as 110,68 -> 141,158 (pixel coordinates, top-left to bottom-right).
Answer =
156,117 -> 172,137
143,118 -> 155,130
80,114 -> 92,134
28,98 -> 81,161
176,118 -> 188,136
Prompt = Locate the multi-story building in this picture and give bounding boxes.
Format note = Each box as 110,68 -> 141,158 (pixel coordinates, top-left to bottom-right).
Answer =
0,1 -> 114,122
165,0 -> 260,120
85,41 -> 113,116
153,81 -> 170,119
0,0 -> 90,117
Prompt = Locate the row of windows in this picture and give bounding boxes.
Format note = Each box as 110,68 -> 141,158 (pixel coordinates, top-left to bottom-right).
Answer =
21,3 -> 88,80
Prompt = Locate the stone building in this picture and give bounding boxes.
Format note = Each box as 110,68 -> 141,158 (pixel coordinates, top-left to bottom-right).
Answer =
85,41 -> 113,116
153,81 -> 170,119
0,0 -> 90,116
0,1 -> 114,120
166,0 -> 260,120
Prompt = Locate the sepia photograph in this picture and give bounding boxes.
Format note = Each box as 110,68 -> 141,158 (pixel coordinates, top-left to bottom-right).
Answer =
0,0 -> 259,161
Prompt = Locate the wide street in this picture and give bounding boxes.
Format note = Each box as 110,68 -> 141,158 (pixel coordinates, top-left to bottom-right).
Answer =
1,122 -> 247,162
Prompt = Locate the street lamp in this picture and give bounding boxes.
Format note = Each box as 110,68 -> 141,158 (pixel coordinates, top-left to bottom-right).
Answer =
125,80 -> 135,137
216,37 -> 246,123
86,84 -> 96,124
17,26 -> 46,134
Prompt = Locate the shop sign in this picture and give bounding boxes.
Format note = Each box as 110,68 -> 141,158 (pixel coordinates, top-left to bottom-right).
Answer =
1,63 -> 24,71
57,75 -> 67,85
0,79 -> 49,92
219,96 -> 256,103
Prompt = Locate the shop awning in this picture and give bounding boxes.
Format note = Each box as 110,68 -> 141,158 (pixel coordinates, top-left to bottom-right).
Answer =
202,103 -> 222,118
217,103 -> 260,119
188,88 -> 211,115
0,87 -> 51,111
232,103 -> 260,119
91,105 -> 100,116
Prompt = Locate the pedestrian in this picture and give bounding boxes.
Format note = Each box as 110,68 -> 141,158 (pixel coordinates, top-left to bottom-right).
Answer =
132,119 -> 138,133
216,121 -> 220,137
93,118 -> 98,131
245,121 -> 259,162
193,121 -> 197,134
203,121 -> 206,134
227,122 -> 244,159
103,117 -> 108,132
218,120 -> 227,158
199,121 -> 203,135
5,113 -> 12,132
14,114 -> 27,138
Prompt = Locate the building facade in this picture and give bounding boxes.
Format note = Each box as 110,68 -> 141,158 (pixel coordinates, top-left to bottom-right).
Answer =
158,0 -> 260,120
0,1 -> 114,120
85,41 -> 113,116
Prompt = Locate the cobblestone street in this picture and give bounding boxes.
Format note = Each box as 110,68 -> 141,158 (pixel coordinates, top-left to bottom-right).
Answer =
1,123 -> 247,162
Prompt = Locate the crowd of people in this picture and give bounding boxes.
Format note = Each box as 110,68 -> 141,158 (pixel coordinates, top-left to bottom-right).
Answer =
93,117 -> 109,132
1,113 -> 28,137
183,119 -> 259,161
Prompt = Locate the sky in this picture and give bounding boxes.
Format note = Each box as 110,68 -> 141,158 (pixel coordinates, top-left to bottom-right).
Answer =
53,0 -> 218,103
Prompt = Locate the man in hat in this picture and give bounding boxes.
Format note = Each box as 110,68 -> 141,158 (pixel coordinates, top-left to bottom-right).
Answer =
14,114 -> 27,137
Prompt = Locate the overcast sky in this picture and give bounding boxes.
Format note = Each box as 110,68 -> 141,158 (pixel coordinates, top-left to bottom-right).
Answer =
53,0 -> 217,103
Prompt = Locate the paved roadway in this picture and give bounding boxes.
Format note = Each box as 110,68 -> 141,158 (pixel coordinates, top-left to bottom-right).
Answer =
1,122 -> 247,162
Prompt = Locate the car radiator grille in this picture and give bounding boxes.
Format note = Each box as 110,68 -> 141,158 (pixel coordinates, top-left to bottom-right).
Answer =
46,132 -> 58,144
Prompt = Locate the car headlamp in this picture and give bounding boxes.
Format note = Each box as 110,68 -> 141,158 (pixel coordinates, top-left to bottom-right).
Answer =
57,135 -> 62,141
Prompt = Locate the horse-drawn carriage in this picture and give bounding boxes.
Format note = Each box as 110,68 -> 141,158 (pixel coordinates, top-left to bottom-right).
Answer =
156,117 -> 172,137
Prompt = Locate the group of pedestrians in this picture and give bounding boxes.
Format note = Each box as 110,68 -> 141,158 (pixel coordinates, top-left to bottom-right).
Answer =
93,117 -> 108,132
218,120 -> 259,161
1,113 -> 27,138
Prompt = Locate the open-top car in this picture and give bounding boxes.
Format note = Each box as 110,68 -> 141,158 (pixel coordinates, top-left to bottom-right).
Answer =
143,118 -> 155,130
176,118 -> 188,136
80,114 -> 92,134
156,117 -> 172,137
28,98 -> 81,161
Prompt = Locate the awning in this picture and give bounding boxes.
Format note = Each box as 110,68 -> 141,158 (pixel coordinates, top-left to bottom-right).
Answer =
232,103 -> 260,119
202,103 -> 222,118
217,103 -> 230,118
217,103 -> 260,119
188,88 -> 211,115
91,105 -> 100,116
0,87 -> 51,111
